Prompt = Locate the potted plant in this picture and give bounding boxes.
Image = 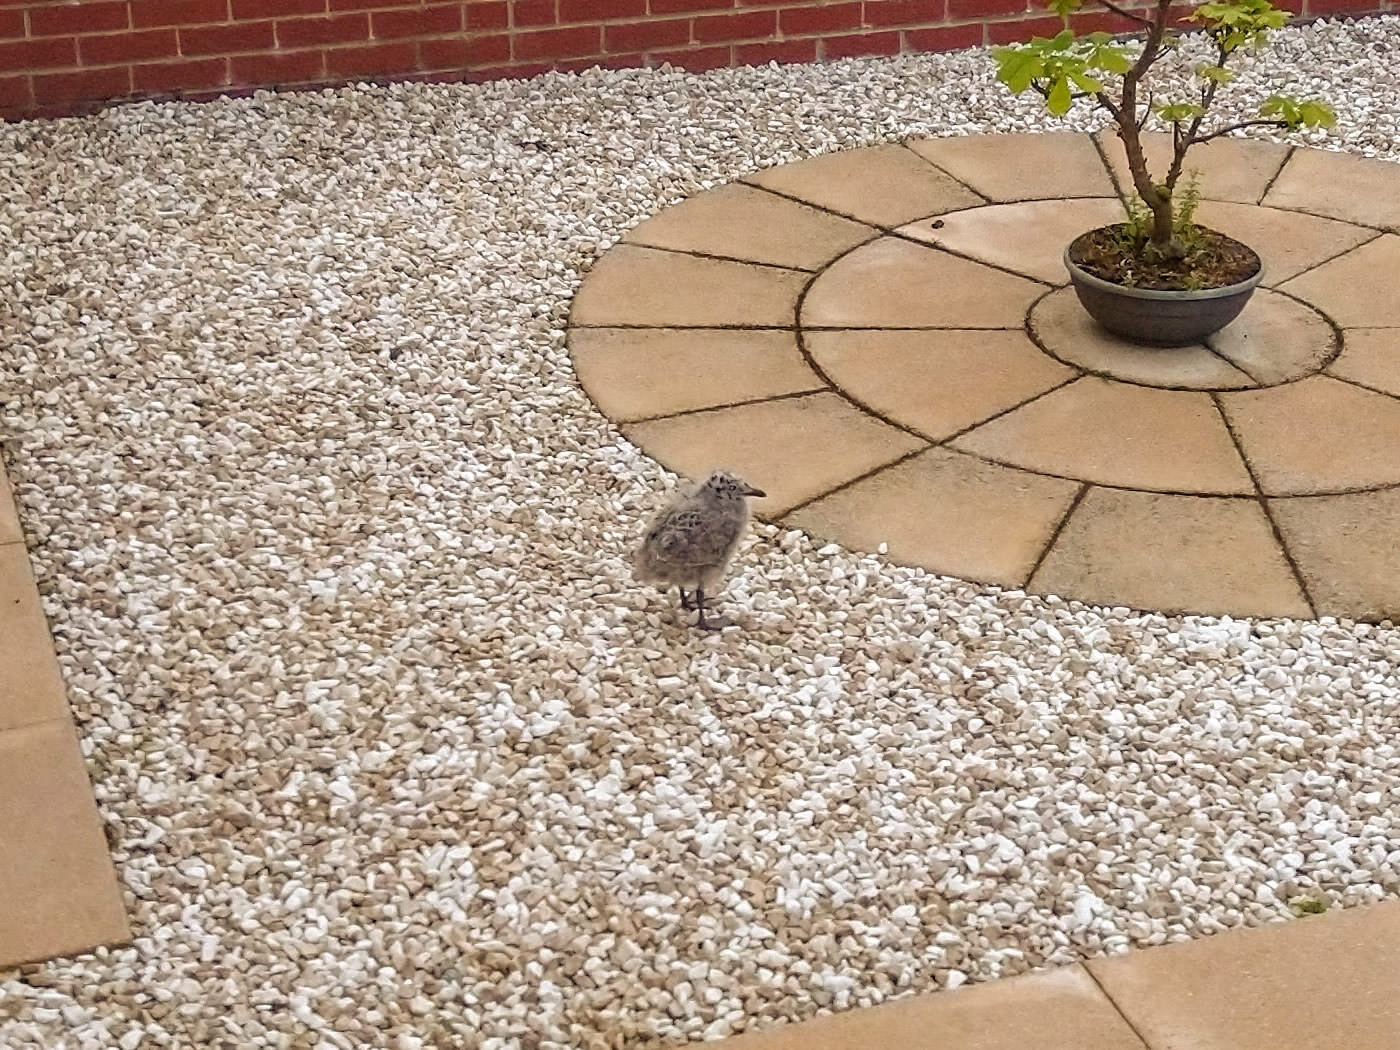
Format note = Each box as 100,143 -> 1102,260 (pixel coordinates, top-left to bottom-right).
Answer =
992,0 -> 1335,345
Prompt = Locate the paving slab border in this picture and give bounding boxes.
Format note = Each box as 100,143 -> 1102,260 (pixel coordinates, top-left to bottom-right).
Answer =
0,457 -> 131,969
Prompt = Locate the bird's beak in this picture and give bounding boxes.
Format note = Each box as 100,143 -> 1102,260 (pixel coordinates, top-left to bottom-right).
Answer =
744,485 -> 767,498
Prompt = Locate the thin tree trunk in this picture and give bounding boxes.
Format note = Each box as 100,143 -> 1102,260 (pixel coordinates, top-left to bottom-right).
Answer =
1114,0 -> 1177,244
1115,118 -> 1175,243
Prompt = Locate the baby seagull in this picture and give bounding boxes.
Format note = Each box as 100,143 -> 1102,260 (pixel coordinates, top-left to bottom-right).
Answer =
635,470 -> 766,630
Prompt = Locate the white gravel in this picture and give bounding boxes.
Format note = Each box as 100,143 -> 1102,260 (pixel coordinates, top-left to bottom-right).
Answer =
3,16 -> 1400,1049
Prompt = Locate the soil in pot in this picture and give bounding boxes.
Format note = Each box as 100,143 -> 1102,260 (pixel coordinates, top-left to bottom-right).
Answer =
1068,224 -> 1261,291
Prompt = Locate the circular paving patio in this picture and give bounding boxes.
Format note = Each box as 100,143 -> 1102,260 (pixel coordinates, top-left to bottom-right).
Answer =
568,132 -> 1400,620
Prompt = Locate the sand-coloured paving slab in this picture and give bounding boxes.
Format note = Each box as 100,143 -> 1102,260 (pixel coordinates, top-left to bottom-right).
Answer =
744,143 -> 984,226
1327,327 -> 1400,395
804,329 -> 1074,440
1028,488 -> 1312,618
784,448 -> 1082,588
0,467 -> 130,968
622,182 -> 877,270
570,244 -> 809,326
896,197 -> 1125,284
570,327 -> 823,421
951,378 -> 1255,495
1264,147 -> 1400,229
800,237 -> 1044,328
624,392 -> 926,517
908,131 -> 1116,201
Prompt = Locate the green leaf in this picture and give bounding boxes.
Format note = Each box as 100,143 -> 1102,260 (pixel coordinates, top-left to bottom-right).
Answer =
1259,94 -> 1299,121
1069,70 -> 1103,93
1047,0 -> 1083,18
1047,76 -> 1073,116
1259,94 -> 1333,128
1191,0 -> 1292,51
1087,41 -> 1132,74
993,46 -> 1044,93
1297,99 -> 1337,127
1191,2 -> 1243,25
1156,102 -> 1206,122
1196,64 -> 1234,84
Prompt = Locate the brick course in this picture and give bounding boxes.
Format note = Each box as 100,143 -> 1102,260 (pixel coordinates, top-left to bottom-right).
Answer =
0,0 -> 1390,120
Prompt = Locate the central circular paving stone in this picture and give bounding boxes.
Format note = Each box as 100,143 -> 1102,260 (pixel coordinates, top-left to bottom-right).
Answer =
1028,286 -> 1338,389
569,132 -> 1400,620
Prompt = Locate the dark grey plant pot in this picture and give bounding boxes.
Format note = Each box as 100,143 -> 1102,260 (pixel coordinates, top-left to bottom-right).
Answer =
1063,241 -> 1264,347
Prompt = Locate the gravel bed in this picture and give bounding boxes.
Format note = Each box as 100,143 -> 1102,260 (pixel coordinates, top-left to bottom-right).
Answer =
2,17 -> 1400,1049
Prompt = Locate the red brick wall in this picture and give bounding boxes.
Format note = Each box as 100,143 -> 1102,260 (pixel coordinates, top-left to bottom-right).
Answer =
1,0 -> 1391,120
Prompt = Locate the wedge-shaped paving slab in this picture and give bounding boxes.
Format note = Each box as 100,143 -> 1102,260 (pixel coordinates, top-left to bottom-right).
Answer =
0,719 -> 131,967
622,183 -> 876,270
783,448 -> 1082,588
1270,488 -> 1400,621
743,144 -> 984,227
570,328 -> 823,422
1204,290 -> 1338,385
953,377 -> 1254,494
1219,375 -> 1400,495
895,198 -> 1124,284
571,245 -> 809,327
1193,200 -> 1377,285
1,542 -> 75,732
1265,148 -> 1400,230
1327,327 -> 1400,395
1280,234 -> 1400,329
805,329 -> 1075,440
1098,131 -> 1290,205
908,132 -> 1116,202
801,238 -> 1044,329
624,392 -> 926,516
709,964 -> 1148,1050
1030,287 -> 1255,390
1089,902 -> 1400,1050
1030,487 -> 1312,617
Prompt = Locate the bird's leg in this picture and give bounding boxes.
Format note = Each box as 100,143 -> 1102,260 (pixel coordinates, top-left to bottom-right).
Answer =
694,587 -> 713,630
678,588 -> 695,610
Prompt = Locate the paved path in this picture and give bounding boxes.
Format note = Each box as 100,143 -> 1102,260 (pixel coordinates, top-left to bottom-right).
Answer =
570,132 -> 1400,620
707,898 -> 1400,1050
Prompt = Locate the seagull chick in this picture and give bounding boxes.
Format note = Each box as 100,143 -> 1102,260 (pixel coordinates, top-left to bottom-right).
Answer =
635,470 -> 766,630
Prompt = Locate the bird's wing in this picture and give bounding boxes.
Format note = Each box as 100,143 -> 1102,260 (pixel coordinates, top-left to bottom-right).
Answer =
647,508 -> 734,567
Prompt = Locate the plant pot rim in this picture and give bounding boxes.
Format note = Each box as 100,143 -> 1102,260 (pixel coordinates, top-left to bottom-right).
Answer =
1062,243 -> 1265,302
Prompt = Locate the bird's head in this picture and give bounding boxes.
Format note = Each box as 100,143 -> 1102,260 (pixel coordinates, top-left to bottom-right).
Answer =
702,471 -> 766,502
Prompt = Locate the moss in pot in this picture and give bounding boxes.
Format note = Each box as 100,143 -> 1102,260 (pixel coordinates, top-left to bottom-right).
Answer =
993,0 -> 1335,345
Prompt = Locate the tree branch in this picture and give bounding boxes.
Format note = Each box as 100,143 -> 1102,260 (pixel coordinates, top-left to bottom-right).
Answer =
1094,0 -> 1154,26
1165,37 -> 1232,193
1094,89 -> 1124,122
1187,119 -> 1295,146
1033,82 -> 1098,104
